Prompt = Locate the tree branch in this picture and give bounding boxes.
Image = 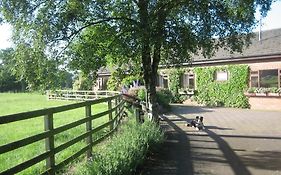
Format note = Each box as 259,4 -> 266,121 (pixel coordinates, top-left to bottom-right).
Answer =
67,17 -> 138,40
52,16 -> 138,58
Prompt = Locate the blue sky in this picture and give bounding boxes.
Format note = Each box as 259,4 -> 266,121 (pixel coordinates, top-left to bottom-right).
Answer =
0,1 -> 281,49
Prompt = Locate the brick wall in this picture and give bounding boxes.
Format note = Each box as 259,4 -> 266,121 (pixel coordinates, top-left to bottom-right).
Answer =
247,60 -> 281,71
247,60 -> 281,111
249,96 -> 281,111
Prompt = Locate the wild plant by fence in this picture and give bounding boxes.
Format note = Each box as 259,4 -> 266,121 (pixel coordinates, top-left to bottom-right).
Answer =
47,90 -> 119,101
0,94 -> 125,175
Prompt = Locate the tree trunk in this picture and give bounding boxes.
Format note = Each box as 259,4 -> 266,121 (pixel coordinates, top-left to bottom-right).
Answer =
138,1 -> 167,123
138,0 -> 158,122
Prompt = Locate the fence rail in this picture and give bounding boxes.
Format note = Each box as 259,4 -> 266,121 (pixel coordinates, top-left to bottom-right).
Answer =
0,93 -> 125,175
47,90 -> 120,101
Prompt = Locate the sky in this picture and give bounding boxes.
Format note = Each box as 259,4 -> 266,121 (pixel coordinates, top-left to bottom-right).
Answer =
0,1 -> 281,49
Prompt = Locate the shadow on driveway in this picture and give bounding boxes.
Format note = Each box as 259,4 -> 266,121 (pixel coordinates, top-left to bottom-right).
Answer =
137,105 -> 281,175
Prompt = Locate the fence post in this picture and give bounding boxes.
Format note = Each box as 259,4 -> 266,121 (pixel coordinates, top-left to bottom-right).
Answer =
115,97 -> 118,125
44,113 -> 55,175
85,105 -> 93,159
134,107 -> 140,123
108,99 -> 113,130
46,90 -> 49,101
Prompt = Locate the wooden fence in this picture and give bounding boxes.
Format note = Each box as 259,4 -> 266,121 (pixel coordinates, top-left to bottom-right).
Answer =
47,90 -> 120,101
0,94 -> 125,175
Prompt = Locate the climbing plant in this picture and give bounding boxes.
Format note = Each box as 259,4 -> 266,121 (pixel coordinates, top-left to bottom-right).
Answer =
168,69 -> 184,102
194,65 -> 249,108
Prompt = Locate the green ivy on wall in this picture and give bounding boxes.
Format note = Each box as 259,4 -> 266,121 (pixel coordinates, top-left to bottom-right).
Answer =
194,65 -> 249,108
168,69 -> 184,102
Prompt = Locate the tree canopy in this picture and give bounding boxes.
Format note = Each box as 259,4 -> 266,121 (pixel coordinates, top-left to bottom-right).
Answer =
0,0 -> 273,120
0,48 -> 23,92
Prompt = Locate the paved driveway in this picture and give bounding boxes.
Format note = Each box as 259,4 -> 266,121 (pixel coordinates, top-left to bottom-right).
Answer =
139,105 -> 281,175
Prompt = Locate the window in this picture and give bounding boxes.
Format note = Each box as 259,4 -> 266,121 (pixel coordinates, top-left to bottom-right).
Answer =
250,71 -> 259,87
250,77 -> 259,87
216,71 -> 228,81
250,69 -> 281,88
157,74 -> 169,88
163,75 -> 169,88
181,73 -> 195,89
260,69 -> 278,87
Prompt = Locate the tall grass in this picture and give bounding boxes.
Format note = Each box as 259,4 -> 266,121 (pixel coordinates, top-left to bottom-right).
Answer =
73,114 -> 164,175
0,93 -> 109,174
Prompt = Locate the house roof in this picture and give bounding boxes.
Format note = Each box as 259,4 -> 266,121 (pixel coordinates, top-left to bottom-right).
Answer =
184,28 -> 281,66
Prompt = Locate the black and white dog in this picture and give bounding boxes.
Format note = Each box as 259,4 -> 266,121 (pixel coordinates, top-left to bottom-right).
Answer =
187,116 -> 205,130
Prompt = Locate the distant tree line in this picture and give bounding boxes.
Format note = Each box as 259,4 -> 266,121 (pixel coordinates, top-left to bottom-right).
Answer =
0,48 -> 73,92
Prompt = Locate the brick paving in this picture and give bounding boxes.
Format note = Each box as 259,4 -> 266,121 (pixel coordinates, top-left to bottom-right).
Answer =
138,105 -> 281,175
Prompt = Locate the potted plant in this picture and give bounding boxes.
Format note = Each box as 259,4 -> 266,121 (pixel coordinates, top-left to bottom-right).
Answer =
254,87 -> 269,96
186,88 -> 194,95
277,88 -> 281,96
245,87 -> 256,96
268,87 -> 280,96
179,88 -> 187,95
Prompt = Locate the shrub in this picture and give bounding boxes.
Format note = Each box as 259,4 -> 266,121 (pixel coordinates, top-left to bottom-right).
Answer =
127,87 -> 140,98
126,87 -> 172,109
121,75 -> 143,88
137,88 -> 146,101
255,87 -> 271,94
156,88 -> 173,109
247,87 -> 256,93
73,116 -> 164,175
179,95 -> 188,103
277,88 -> 281,94
270,87 -> 278,93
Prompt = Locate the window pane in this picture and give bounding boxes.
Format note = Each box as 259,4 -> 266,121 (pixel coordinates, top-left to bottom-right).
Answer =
260,69 -> 278,87
182,74 -> 188,88
189,78 -> 194,89
163,78 -> 168,88
250,76 -> 258,87
156,74 -> 159,86
216,71 -> 228,81
180,74 -> 184,88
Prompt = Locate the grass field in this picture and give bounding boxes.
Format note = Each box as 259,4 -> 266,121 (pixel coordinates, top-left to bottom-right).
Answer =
0,93 -> 110,174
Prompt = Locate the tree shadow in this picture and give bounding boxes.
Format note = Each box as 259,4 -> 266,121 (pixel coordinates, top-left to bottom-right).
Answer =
138,107 -> 281,175
137,115 -> 194,175
205,126 -> 234,130
204,129 -> 252,175
241,151 -> 281,171
161,113 -> 251,175
170,104 -> 214,115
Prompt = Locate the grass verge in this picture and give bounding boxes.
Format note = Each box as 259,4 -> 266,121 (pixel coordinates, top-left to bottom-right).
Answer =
71,113 -> 164,175
0,93 -> 109,174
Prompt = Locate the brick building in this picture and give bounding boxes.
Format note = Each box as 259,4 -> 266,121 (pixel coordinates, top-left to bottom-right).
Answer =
158,28 -> 281,110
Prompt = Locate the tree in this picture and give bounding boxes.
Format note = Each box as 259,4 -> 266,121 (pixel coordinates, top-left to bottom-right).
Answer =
11,43 -> 70,91
0,0 -> 273,121
0,48 -> 23,92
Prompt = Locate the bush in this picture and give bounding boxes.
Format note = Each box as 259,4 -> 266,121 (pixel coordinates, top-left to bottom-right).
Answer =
127,87 -> 140,97
73,115 -> 164,175
125,87 -> 172,110
247,87 -> 256,93
156,88 -> 173,109
137,88 -> 146,101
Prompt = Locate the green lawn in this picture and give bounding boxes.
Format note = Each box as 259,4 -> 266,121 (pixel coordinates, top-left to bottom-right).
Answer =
0,93 -> 110,174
